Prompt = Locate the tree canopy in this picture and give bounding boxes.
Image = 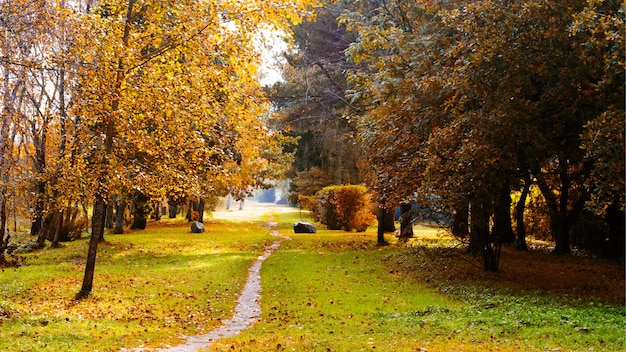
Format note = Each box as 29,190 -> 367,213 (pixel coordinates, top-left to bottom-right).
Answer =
341,0 -> 624,265
0,0 -> 318,292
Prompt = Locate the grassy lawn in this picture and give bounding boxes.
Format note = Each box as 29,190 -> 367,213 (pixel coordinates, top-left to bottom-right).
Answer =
1,207 -> 624,351
1,220 -> 277,352
210,210 -> 625,352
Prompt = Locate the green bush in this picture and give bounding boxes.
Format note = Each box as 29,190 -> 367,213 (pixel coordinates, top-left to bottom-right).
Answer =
313,185 -> 375,232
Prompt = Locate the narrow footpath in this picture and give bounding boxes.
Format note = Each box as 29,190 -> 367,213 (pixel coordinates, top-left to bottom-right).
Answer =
153,230 -> 289,352
122,202 -> 295,352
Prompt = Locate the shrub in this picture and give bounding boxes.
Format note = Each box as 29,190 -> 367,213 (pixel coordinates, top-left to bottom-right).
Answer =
313,185 -> 375,232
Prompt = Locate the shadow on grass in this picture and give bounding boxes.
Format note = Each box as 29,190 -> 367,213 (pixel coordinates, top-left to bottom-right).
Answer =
387,242 -> 625,306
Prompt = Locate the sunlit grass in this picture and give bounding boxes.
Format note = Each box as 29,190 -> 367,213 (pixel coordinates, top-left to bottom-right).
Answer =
209,229 -> 455,351
208,211 -> 625,352
0,219 -> 276,352
1,207 -> 623,352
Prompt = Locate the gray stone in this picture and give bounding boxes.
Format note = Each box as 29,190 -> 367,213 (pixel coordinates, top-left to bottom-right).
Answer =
293,222 -> 316,233
191,221 -> 205,233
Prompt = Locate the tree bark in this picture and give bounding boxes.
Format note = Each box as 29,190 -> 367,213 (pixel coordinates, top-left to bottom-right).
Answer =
376,206 -> 392,245
105,198 -> 114,229
0,191 -> 8,265
493,180 -> 515,243
515,174 -> 531,251
398,202 -> 413,240
151,200 -> 161,221
471,200 -> 499,271
113,199 -> 127,234
77,195 -> 106,299
605,202 -> 625,258
78,0 -> 136,298
452,202 -> 470,238
32,180 -> 46,246
536,164 -> 572,255
168,205 -> 178,218
197,199 -> 205,223
51,209 -> 64,248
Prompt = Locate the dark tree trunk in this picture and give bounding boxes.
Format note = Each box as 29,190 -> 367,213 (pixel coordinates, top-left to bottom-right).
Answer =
471,200 -> 499,271
113,199 -> 127,234
376,206 -> 392,245
493,180 -> 515,243
186,199 -> 205,222
452,202 -> 470,238
151,200 -> 161,221
398,202 -> 413,240
32,181 -> 46,246
381,207 -> 395,232
535,159 -> 592,255
168,205 -> 178,218
0,193 -> 8,265
77,195 -> 106,299
554,166 -> 572,255
515,174 -> 531,251
536,164 -> 572,255
185,201 -> 193,221
130,191 -> 149,230
51,209 -> 64,248
197,199 -> 204,223
105,198 -> 114,229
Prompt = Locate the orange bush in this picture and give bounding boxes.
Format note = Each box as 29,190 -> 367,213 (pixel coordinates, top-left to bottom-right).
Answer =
314,185 -> 375,232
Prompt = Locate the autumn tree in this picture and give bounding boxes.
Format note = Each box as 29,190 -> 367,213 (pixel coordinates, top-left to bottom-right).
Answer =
63,0 -> 317,298
343,0 -> 624,268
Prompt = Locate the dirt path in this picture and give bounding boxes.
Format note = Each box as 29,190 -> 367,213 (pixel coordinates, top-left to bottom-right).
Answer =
123,202 -> 294,352
210,200 -> 297,222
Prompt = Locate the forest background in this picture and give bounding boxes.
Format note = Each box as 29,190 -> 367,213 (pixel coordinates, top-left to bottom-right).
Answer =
0,0 -> 624,292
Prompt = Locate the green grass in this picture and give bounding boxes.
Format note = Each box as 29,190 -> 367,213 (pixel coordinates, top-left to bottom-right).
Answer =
210,230 -> 454,351
209,211 -> 625,352
1,209 -> 624,352
0,220 -> 276,352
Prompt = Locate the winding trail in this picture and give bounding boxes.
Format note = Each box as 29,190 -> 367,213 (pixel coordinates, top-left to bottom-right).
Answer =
153,230 -> 289,352
123,202 -> 295,352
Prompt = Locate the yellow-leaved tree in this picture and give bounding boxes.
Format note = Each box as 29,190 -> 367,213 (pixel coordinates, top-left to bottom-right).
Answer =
53,0 -> 318,298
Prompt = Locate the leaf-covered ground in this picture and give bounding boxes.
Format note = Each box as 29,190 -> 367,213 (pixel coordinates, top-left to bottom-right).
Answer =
208,213 -> 625,352
1,203 -> 623,351
391,235 -> 625,306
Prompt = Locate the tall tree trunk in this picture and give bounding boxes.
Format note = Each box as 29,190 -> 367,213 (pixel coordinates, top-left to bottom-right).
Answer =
78,0 -> 136,299
151,200 -> 161,221
515,173 -> 532,251
33,180 -> 46,246
186,200 -> 194,221
471,199 -> 499,271
197,199 -> 205,223
51,209 -> 64,248
493,180 -> 515,243
168,205 -> 178,218
452,202 -> 470,238
130,194 -> 148,230
536,163 -> 572,255
77,195 -> 106,299
376,206 -> 392,245
554,166 -> 571,254
105,198 -> 114,229
0,191 -> 8,265
398,202 -> 413,240
113,199 -> 127,234
605,201 -> 625,258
